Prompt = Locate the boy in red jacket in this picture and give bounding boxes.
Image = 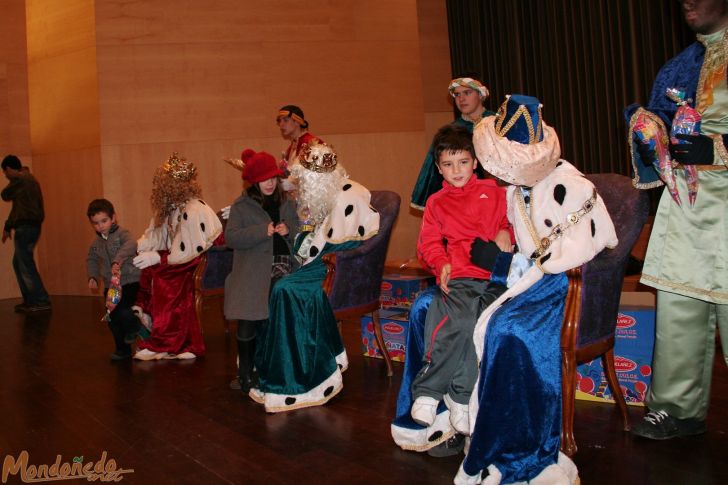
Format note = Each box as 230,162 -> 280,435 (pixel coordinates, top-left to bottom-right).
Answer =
411,124 -> 512,435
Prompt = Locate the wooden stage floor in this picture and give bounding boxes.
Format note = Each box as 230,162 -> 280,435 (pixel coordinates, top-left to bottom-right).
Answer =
1,296 -> 727,484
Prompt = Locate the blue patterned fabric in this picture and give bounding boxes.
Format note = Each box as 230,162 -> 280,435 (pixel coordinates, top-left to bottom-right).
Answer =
392,286 -> 449,428
462,273 -> 568,483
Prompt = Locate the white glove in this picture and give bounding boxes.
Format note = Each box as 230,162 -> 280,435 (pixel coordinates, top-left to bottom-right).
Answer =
133,251 -> 161,269
221,205 -> 231,220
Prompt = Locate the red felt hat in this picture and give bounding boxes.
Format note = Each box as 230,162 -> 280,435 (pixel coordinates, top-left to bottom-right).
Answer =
241,149 -> 284,184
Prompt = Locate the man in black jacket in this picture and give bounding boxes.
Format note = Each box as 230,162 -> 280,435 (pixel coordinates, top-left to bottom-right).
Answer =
1,154 -> 50,312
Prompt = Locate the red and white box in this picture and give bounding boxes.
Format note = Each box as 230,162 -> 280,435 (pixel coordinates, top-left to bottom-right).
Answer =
576,292 -> 656,406
379,273 -> 435,310
361,309 -> 410,362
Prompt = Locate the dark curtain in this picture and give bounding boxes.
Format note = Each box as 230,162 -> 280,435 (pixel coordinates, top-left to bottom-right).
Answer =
447,0 -> 694,175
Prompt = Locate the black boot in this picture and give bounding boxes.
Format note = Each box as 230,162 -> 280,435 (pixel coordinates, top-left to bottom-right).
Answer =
235,338 -> 257,393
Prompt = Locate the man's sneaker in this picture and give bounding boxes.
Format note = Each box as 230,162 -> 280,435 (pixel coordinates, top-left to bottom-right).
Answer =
14,303 -> 28,313
444,394 -> 470,435
427,433 -> 465,457
21,303 -> 51,313
411,396 -> 439,427
631,410 -> 706,440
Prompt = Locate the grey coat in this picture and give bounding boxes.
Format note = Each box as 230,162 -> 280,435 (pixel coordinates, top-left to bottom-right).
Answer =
223,194 -> 298,320
86,224 -> 141,287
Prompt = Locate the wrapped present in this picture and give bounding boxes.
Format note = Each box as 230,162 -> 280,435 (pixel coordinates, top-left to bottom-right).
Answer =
667,88 -> 701,206
102,266 -> 122,322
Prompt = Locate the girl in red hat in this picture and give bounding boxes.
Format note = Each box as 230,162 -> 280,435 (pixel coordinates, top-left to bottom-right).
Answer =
223,148 -> 299,393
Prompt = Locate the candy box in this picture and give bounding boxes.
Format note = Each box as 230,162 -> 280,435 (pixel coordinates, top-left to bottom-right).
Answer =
576,292 -> 656,405
380,273 -> 435,310
361,309 -> 410,362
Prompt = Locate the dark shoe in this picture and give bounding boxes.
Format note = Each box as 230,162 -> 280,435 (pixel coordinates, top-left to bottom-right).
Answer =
110,350 -> 132,361
22,303 -> 51,313
14,303 -> 28,313
229,378 -> 242,391
631,410 -> 706,440
427,433 -> 465,457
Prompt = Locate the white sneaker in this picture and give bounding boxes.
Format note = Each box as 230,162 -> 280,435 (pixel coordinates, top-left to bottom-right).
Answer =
411,396 -> 439,426
444,394 -> 470,435
175,352 -> 196,360
133,348 -> 167,361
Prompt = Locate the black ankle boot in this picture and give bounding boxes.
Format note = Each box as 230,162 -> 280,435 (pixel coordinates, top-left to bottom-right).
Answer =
236,338 -> 257,393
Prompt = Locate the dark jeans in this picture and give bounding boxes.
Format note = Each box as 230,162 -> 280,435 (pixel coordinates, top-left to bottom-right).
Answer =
12,224 -> 49,306
106,283 -> 141,353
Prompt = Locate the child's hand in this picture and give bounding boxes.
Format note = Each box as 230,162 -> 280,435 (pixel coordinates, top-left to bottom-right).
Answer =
88,278 -> 98,291
275,222 -> 289,236
267,222 -> 275,237
439,263 -> 452,295
494,229 -> 512,252
111,262 -> 120,277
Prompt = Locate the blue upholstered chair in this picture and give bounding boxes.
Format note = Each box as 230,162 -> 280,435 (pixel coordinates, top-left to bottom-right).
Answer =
194,240 -> 234,333
560,173 -> 650,456
322,190 -> 401,376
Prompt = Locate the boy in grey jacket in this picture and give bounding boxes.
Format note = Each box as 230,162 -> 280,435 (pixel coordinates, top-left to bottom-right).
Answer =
86,199 -> 142,360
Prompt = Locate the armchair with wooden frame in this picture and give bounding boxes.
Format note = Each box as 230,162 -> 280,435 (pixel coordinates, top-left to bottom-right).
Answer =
560,173 -> 650,456
322,190 -> 401,377
193,213 -> 234,334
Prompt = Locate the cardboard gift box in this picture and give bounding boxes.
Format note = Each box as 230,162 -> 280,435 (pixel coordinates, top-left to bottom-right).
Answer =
361,309 -> 410,362
576,292 -> 656,406
380,273 -> 435,310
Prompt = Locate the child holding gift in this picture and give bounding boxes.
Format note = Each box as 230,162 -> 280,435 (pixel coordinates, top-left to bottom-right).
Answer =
86,199 -> 143,360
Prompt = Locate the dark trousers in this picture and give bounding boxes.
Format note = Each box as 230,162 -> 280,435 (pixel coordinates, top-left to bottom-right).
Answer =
106,283 -> 140,353
12,224 -> 49,305
412,279 -> 506,404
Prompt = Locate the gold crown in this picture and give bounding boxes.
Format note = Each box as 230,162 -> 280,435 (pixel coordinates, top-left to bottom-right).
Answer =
299,142 -> 338,173
162,152 -> 197,181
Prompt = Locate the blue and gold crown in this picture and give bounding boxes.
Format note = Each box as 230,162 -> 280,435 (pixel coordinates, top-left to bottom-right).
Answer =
494,94 -> 544,144
473,94 -> 561,187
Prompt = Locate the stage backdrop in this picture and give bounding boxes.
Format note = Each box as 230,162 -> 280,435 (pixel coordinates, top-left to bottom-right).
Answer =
446,0 -> 693,175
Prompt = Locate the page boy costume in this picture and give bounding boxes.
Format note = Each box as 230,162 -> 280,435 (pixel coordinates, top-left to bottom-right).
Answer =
625,27 -> 728,438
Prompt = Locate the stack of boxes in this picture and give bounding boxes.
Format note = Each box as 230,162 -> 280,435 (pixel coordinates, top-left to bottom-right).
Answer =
361,273 -> 435,362
576,292 -> 656,405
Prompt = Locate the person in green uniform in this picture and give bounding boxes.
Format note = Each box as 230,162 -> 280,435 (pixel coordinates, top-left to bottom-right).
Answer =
626,0 -> 728,440
410,76 -> 495,210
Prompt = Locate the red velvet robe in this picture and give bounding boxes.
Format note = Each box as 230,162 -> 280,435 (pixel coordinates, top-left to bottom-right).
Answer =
135,251 -> 205,356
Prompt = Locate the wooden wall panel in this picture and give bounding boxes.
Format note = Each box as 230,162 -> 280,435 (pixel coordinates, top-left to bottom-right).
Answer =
2,0 -> 452,296
25,0 -> 103,295
0,0 -> 32,300
95,39 -> 424,145
92,0 -> 434,281
417,0 -> 454,113
31,148 -> 103,295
